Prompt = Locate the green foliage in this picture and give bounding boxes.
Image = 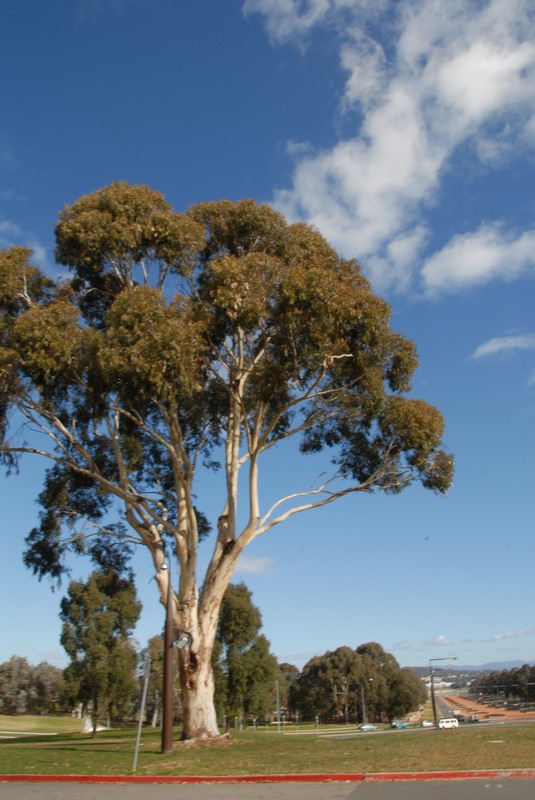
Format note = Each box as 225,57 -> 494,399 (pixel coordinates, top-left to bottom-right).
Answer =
0,247 -> 54,452
471,664 -> 535,702
139,635 -> 183,726
0,246 -> 53,324
60,570 -> 141,729
276,662 -> 300,709
55,182 -> 205,305
0,181 -> 454,738
0,183 -> 453,583
213,582 -> 278,720
0,657 -> 67,715
291,642 -> 426,723
100,285 -> 205,403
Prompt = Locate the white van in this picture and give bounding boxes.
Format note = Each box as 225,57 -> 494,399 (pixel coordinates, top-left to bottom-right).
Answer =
438,717 -> 459,729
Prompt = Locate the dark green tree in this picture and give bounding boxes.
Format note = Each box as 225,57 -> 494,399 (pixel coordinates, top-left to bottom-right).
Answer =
514,665 -> 535,702
0,182 -> 453,741
140,634 -> 182,727
60,570 -> 141,735
277,662 -> 300,715
291,647 -> 363,722
32,661 -> 68,714
213,582 -> 278,723
391,667 -> 427,718
289,656 -> 329,720
0,657 -> 36,714
292,642 -> 426,723
0,657 -> 67,715
471,665 -> 535,703
142,635 -> 164,727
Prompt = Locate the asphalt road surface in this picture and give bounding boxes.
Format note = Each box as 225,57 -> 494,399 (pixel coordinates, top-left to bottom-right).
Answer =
1,782 -> 534,800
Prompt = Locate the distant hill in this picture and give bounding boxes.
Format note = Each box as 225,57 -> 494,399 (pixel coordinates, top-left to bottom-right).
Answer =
409,659 -> 535,678
458,660 -> 535,672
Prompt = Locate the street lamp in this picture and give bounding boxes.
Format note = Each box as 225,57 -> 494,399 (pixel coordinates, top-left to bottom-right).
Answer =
359,678 -> 373,725
429,656 -> 457,729
160,558 -> 193,754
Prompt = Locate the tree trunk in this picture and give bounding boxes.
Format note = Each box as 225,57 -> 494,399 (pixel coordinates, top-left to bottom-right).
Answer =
172,545 -> 239,742
151,698 -> 159,728
178,646 -> 219,741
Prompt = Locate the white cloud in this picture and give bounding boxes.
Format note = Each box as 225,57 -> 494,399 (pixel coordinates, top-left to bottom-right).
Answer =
243,0 -> 331,44
235,555 -> 275,575
436,40 -> 535,127
422,224 -> 535,295
431,634 -> 452,647
470,334 -> 535,360
285,139 -> 314,156
492,627 -> 535,642
525,114 -> 535,144
0,220 -> 22,239
244,0 -> 390,45
246,0 -> 535,295
0,218 -> 48,269
27,241 -> 49,270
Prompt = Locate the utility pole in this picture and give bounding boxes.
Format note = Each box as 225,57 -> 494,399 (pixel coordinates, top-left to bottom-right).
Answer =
359,678 -> 373,725
429,656 -> 457,729
276,680 -> 281,733
360,683 -> 367,724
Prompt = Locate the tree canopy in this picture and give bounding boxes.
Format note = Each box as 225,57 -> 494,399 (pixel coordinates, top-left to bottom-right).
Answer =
0,182 -> 453,740
290,643 -> 426,723
60,569 -> 140,734
213,582 -> 278,723
0,656 -> 67,715
471,665 -> 535,703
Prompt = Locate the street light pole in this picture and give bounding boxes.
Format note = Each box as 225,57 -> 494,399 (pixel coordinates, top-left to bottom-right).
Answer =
360,683 -> 367,725
429,656 -> 457,729
359,679 -> 373,725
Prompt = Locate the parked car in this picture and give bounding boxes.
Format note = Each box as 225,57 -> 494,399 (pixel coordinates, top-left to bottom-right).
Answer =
421,720 -> 434,727
359,724 -> 377,731
438,717 -> 459,729
391,720 -> 409,728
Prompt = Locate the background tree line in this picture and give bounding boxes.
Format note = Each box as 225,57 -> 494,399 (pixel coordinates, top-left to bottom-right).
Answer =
289,642 -> 426,723
470,665 -> 535,703
0,656 -> 68,715
1,575 -> 426,727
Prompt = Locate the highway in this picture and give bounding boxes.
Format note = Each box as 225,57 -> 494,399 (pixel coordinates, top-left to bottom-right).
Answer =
1,779 -> 534,800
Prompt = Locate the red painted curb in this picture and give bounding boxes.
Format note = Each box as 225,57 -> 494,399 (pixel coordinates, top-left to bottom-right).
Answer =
2,770 -> 535,784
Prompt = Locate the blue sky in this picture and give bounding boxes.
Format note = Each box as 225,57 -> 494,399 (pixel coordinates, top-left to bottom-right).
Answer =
1,0 -> 534,672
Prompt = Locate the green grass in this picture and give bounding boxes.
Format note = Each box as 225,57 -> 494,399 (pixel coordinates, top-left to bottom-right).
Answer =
1,720 -> 535,776
0,715 -> 84,734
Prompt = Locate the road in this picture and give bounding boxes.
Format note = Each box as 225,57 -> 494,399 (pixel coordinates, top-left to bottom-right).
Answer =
1,780 -> 534,800
320,716 -> 535,742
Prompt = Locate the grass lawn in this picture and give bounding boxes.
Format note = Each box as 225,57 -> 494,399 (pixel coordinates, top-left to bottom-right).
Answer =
0,715 -> 83,734
1,720 -> 535,776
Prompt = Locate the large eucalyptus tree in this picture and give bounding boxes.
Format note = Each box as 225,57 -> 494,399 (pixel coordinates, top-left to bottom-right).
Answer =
0,182 -> 453,741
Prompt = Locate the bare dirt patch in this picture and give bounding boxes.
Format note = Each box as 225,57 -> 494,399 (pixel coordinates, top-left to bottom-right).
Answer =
442,694 -> 535,721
